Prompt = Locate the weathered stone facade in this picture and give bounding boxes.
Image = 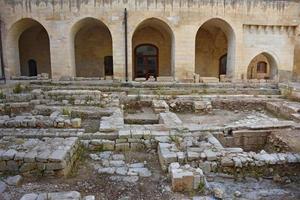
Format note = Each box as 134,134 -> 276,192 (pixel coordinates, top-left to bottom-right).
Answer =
0,0 -> 299,82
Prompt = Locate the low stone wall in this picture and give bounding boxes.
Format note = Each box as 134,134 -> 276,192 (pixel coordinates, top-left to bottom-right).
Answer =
168,99 -> 194,113
0,137 -> 81,176
0,128 -> 85,139
169,162 -> 206,192
215,130 -> 271,152
159,112 -> 184,129
157,134 -> 300,176
99,108 -> 124,132
0,112 -> 81,129
266,101 -> 300,121
0,102 -> 32,115
152,100 -> 169,113
211,99 -> 266,111
43,90 -> 104,106
20,191 -> 94,200
5,93 -> 33,102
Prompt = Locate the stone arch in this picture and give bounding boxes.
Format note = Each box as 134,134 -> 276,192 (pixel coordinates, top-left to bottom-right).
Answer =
6,18 -> 51,78
247,52 -> 279,80
70,17 -> 113,78
195,18 -> 236,79
132,18 -> 175,80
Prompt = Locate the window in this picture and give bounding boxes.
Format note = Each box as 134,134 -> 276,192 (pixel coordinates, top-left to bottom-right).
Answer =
257,61 -> 267,73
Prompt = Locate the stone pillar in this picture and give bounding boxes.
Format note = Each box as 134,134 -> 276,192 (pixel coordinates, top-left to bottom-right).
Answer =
48,21 -> 75,80
174,25 -> 196,81
111,22 -> 125,81
232,26 -> 244,80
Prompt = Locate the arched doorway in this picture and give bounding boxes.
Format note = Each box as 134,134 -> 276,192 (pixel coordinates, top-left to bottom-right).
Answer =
132,18 -> 174,80
28,59 -> 37,76
219,54 -> 227,76
7,18 -> 51,77
195,18 -> 235,79
134,44 -> 158,79
247,52 -> 278,80
71,18 -> 113,78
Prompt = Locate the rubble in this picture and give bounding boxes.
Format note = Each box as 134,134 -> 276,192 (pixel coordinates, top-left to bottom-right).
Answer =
0,82 -> 299,199
90,151 -> 152,178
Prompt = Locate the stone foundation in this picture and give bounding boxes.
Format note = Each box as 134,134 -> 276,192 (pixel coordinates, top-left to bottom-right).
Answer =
0,137 -> 80,176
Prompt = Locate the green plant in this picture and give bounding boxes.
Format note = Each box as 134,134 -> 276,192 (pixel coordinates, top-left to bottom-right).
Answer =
0,91 -> 5,99
13,83 -> 23,94
85,96 -> 93,102
136,90 -> 141,101
62,107 -> 71,116
36,163 -> 46,177
197,180 -> 206,194
170,135 -> 181,148
69,96 -> 75,105
4,105 -> 11,115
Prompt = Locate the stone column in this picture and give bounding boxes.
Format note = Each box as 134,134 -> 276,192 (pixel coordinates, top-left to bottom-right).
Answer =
174,25 -> 196,81
48,21 -> 75,80
111,21 -> 126,81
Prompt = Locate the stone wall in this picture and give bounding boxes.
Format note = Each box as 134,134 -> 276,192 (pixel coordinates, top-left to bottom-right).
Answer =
0,0 -> 299,81
215,130 -> 270,152
74,19 -> 112,78
195,20 -> 228,78
0,137 -> 80,176
19,25 -> 51,77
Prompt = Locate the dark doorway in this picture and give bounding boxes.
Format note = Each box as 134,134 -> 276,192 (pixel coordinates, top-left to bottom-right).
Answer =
219,54 -> 227,76
257,61 -> 267,73
104,56 -> 113,76
28,59 -> 37,76
134,44 -> 158,79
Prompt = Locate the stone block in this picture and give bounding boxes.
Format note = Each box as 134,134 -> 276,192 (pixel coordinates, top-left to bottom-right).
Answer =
187,151 -> 200,161
71,118 -> 81,128
199,77 -> 219,83
2,149 -> 17,160
115,143 -> 130,151
118,130 -> 131,139
102,140 -> 115,151
20,193 -> 39,200
130,143 -> 145,151
204,150 -> 217,161
4,175 -> 23,186
19,163 -> 37,173
7,160 -> 19,171
131,130 -> 144,139
48,191 -> 81,200
48,150 -> 66,162
24,151 -> 38,162
109,160 -> 126,167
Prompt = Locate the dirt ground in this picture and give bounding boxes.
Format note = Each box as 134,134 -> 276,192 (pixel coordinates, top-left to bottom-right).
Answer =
2,151 -> 300,200
3,152 -> 179,200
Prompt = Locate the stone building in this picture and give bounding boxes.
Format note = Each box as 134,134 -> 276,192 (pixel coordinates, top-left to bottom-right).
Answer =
0,0 -> 299,82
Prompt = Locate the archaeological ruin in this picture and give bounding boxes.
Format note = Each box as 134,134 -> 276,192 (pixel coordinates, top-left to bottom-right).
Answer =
0,0 -> 300,199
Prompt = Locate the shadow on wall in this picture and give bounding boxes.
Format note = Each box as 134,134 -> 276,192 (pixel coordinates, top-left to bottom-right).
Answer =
195,18 -> 235,79
71,17 -> 113,78
7,18 -> 52,78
